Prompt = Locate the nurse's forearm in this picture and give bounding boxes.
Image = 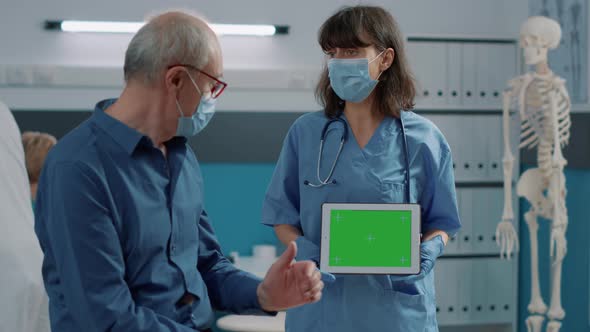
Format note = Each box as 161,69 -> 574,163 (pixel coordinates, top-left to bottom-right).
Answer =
423,230 -> 449,245
274,225 -> 302,246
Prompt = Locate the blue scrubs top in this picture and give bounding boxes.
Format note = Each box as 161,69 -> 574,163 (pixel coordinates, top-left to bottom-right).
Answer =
262,110 -> 461,332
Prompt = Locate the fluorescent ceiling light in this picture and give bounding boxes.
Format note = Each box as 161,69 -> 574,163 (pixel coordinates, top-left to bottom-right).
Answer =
211,24 -> 276,36
61,20 -> 143,33
45,20 -> 289,36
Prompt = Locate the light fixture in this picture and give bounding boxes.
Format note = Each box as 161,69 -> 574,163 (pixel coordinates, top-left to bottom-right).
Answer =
44,20 -> 289,36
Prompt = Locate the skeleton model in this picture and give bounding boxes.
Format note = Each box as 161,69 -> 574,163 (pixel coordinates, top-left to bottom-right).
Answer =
495,16 -> 571,332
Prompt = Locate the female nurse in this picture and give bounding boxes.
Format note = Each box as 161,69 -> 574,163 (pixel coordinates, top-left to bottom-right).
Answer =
262,5 -> 461,332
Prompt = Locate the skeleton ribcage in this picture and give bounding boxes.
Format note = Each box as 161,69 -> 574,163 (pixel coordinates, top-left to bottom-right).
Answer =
516,77 -> 571,178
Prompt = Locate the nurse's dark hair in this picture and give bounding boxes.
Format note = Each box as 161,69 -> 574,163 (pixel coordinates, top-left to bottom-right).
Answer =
315,6 -> 416,118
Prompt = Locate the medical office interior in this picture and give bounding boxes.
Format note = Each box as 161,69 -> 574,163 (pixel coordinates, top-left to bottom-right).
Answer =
1,0 -> 589,331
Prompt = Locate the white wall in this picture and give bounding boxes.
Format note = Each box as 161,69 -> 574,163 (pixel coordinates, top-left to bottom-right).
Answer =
0,0 -> 528,110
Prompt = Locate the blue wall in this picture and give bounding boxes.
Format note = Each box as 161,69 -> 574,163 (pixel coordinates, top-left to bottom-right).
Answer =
518,166 -> 590,332
200,163 -> 281,257
200,163 -> 280,332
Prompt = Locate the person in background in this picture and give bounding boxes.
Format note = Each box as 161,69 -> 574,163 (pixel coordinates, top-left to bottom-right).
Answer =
22,131 -> 57,205
0,101 -> 50,332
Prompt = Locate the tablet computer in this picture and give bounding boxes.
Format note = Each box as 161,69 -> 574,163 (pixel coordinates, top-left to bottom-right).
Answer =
320,203 -> 421,274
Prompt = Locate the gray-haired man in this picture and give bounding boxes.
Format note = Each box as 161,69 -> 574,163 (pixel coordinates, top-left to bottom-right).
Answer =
35,11 -> 323,332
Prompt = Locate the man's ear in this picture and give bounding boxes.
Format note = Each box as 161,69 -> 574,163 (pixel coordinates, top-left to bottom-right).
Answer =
165,66 -> 186,92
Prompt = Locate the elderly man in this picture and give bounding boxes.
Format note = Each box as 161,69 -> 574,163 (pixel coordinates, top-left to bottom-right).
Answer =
0,101 -> 49,332
34,11 -> 323,332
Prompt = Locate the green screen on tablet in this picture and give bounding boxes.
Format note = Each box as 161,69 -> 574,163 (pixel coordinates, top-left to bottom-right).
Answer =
328,209 -> 412,268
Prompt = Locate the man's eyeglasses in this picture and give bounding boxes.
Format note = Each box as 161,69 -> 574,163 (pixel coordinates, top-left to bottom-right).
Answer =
168,64 -> 227,99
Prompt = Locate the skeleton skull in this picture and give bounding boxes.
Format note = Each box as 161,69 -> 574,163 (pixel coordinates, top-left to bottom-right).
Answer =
520,16 -> 562,65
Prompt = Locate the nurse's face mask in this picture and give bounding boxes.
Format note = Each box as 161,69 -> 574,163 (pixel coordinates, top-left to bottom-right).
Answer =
328,50 -> 385,103
175,68 -> 217,137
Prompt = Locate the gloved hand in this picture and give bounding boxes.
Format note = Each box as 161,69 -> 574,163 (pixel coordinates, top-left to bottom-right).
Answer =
390,235 -> 444,283
295,236 -> 336,283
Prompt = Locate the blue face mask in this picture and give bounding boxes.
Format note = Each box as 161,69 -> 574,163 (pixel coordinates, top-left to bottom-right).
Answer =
328,51 -> 384,103
175,69 -> 217,137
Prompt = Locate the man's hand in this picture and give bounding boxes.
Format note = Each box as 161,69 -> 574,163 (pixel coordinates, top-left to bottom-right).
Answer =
257,241 -> 324,312
295,236 -> 336,283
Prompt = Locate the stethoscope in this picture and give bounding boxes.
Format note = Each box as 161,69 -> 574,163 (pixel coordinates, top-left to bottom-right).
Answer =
303,114 -> 412,203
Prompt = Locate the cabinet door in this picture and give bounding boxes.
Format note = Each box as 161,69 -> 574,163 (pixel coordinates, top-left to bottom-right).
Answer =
470,116 -> 490,180
485,258 -> 515,323
475,44 -> 494,106
407,42 -> 448,107
489,44 -> 517,106
470,258 -> 488,323
487,115 -> 504,180
435,260 -> 460,324
456,259 -> 473,323
447,43 -> 463,106
457,187 -> 473,254
461,44 -> 479,107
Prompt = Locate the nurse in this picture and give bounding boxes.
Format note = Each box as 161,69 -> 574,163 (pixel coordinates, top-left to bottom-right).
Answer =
262,5 -> 461,331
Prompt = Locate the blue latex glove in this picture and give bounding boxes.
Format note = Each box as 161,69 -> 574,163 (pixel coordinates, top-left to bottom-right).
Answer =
295,236 -> 336,283
390,235 -> 445,282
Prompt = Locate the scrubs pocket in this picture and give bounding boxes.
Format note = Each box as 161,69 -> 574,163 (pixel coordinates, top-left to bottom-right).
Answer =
392,289 -> 428,327
388,275 -> 435,330
381,180 -> 422,204
380,181 -> 406,203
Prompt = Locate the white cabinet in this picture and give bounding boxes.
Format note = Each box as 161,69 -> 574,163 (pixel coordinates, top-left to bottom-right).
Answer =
407,39 -> 517,109
436,258 -> 516,326
407,42 -> 448,106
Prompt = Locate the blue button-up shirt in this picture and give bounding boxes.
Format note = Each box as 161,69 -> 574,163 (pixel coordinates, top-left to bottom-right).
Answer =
35,99 -> 265,332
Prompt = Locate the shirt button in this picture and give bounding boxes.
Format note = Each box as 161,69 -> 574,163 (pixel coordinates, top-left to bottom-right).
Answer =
171,245 -> 176,253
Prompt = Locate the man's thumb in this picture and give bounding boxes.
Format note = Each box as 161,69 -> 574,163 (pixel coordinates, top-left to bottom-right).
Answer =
275,241 -> 297,269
